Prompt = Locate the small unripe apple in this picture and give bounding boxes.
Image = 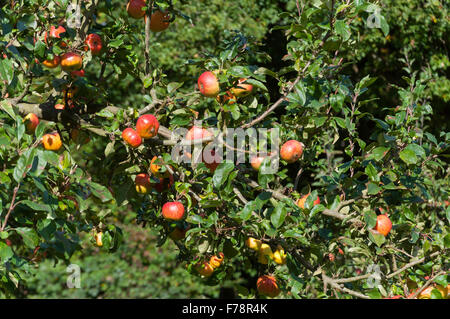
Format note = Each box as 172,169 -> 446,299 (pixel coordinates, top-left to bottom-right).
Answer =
85,33 -> 102,55
257,275 -> 280,298
280,140 -> 304,163
162,201 -> 185,221
230,78 -> 253,97
42,132 -> 62,151
257,243 -> 273,264
135,173 -> 151,194
195,261 -> 214,277
127,0 -> 146,19
60,52 -> 83,72
149,10 -> 171,32
374,214 -> 392,236
23,113 -> 39,134
209,252 -> 224,269
122,128 -> 142,148
272,245 -> 286,265
198,71 -> 220,97
245,237 -> 262,251
296,193 -> 320,209
136,114 -> 159,139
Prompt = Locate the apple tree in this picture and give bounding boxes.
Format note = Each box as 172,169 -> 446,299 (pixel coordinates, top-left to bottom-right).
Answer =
0,0 -> 449,298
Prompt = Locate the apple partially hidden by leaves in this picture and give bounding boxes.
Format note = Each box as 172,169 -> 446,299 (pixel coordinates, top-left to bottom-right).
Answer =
23,113 -> 39,134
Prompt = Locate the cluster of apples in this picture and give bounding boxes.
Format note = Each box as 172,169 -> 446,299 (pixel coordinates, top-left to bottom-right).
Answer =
244,238 -> 286,297
197,70 -> 254,104
195,252 -> 225,277
41,25 -> 102,74
126,0 -> 171,32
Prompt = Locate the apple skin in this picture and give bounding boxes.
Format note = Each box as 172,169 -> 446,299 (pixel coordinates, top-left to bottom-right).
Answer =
162,201 -> 185,221
42,55 -> 61,68
136,114 -> 159,139
168,224 -> 189,241
150,156 -> 171,178
245,237 -> 262,251
257,243 -> 273,264
44,26 -> 67,47
374,214 -> 392,236
95,232 -> 103,247
257,275 -> 280,298
23,113 -> 39,133
202,148 -> 221,173
195,261 -> 214,277
273,245 -> 286,265
296,193 -> 320,209
198,71 -> 220,97
149,10 -> 170,32
230,78 -> 253,97
186,126 -> 213,141
85,33 -> 102,55
209,252 -> 224,268
154,174 -> 174,192
127,0 -> 146,19
250,156 -> 266,171
135,173 -> 152,194
42,132 -> 62,151
70,69 -> 85,78
122,128 -> 142,148
60,52 -> 83,72
280,140 -> 304,163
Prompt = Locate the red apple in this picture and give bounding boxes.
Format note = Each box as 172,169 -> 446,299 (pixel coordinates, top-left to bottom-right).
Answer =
127,0 -> 146,19
296,193 -> 320,209
280,140 -> 304,163
60,52 -> 83,72
70,69 -> 85,78
374,214 -> 392,236
250,155 -> 266,171
154,174 -> 174,192
257,275 -> 280,298
149,10 -> 170,32
162,201 -> 185,221
85,33 -> 102,55
185,126 -> 213,141
198,71 -> 220,97
42,55 -> 61,68
122,128 -> 142,148
23,113 -> 39,134
136,114 -> 159,139
135,173 -> 151,194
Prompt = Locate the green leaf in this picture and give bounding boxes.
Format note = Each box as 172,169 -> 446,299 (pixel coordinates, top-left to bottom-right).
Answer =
271,203 -> 287,228
0,100 -> 16,120
212,161 -> 235,188
21,200 -> 52,213
283,229 -> 309,245
0,241 -> 14,262
88,182 -> 114,203
369,229 -> 386,247
399,149 -> 418,165
368,147 -> 390,161
335,19 -> 351,41
367,182 -> 382,195
15,228 -> 39,249
167,82 -> 183,94
364,211 -> 378,229
0,58 -> 14,84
